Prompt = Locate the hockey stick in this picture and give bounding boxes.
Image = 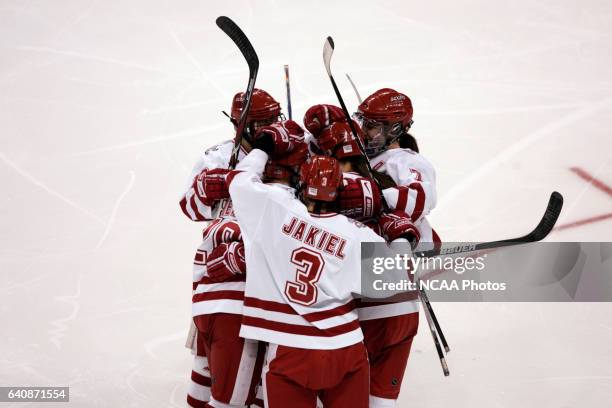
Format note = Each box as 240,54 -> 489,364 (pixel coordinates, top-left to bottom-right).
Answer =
415,191 -> 564,259
284,64 -> 292,120
323,37 -> 383,206
345,73 -> 363,104
216,16 -> 259,218
216,16 -> 259,170
323,36 -> 450,375
186,17 -> 260,351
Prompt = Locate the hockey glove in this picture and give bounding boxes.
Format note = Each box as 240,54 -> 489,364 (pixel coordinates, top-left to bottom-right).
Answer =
303,104 -> 346,136
206,241 -> 246,282
253,121 -> 304,156
338,176 -> 383,221
379,210 -> 421,247
193,168 -> 230,206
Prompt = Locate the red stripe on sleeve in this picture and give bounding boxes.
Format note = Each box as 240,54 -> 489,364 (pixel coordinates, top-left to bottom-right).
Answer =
408,182 -> 425,221
189,195 -> 206,221
225,170 -> 244,188
395,186 -> 409,212
179,197 -> 190,218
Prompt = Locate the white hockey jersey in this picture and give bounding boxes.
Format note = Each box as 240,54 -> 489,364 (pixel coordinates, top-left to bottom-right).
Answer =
191,216 -> 246,317
228,149 -> 387,350
356,148 -> 438,320
373,148 -> 437,231
340,171 -> 420,320
179,139 -> 247,221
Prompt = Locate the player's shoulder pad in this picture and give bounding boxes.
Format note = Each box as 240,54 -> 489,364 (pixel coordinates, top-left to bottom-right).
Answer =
385,148 -> 435,171
204,139 -> 233,157
346,216 -> 368,229
202,139 -> 234,168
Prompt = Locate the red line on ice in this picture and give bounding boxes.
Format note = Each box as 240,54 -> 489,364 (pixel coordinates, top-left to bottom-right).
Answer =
569,167 -> 612,198
555,212 -> 612,231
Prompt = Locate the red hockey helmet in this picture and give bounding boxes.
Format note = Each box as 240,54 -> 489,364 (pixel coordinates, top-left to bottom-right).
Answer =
357,88 -> 413,127
324,121 -> 366,160
299,155 -> 343,202
356,88 -> 414,157
231,88 -> 282,124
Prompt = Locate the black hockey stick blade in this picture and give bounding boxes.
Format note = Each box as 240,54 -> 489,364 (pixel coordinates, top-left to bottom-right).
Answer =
416,191 -> 564,258
216,16 -> 259,74
215,16 -> 259,170
491,191 -> 563,246
523,191 -> 563,242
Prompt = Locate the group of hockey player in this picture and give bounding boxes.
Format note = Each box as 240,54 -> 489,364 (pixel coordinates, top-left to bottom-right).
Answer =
179,86 -> 439,408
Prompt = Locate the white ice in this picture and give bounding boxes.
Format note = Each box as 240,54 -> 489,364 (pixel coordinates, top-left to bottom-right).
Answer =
1,0 -> 611,407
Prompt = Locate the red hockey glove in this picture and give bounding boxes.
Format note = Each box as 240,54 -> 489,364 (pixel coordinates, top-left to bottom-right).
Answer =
206,241 -> 246,282
379,210 -> 421,246
313,122 -> 345,151
193,168 -> 230,206
253,120 -> 304,156
338,176 -> 383,221
303,104 -> 346,136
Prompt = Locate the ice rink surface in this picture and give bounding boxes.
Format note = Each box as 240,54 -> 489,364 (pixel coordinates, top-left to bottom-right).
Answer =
1,0 -> 612,406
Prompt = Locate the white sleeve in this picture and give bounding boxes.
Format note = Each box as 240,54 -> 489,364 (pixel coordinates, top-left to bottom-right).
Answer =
227,149 -> 273,237
382,152 -> 437,221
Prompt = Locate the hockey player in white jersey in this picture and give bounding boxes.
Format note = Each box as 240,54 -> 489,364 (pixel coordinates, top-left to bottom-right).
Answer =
354,89 -> 438,407
304,110 -> 423,407
355,88 -> 439,243
182,88 -> 284,408
180,88 -> 284,221
227,144 -> 389,407
190,216 -> 267,408
188,118 -> 308,408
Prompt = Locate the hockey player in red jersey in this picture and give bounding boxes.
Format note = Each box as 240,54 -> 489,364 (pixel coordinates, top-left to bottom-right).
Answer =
304,100 -> 430,407
182,89 -> 284,408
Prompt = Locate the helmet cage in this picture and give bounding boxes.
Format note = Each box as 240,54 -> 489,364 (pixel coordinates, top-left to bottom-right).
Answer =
355,113 -> 414,157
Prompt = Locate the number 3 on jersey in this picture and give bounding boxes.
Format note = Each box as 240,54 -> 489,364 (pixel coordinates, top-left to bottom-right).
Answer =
285,247 -> 325,306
